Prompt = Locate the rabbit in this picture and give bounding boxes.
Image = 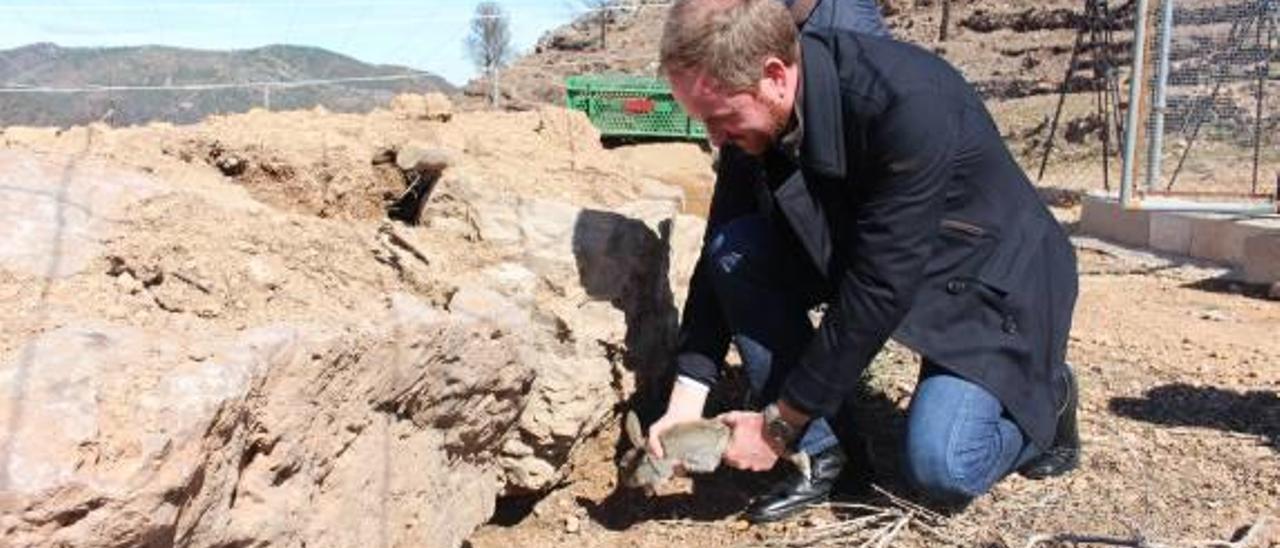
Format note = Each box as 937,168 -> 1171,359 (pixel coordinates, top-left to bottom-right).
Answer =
619,410 -> 812,489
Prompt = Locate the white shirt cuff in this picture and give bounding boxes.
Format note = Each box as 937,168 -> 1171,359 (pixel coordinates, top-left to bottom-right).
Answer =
675,375 -> 712,393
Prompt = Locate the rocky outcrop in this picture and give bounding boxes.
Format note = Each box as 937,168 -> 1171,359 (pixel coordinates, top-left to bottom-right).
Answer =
0,105 -> 710,546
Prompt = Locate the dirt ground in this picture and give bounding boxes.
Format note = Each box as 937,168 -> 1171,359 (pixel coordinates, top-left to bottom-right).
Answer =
470,204 -> 1280,548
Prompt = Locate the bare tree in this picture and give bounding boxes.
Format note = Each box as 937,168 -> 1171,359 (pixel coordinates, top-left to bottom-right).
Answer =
466,1 -> 513,107
578,0 -> 613,49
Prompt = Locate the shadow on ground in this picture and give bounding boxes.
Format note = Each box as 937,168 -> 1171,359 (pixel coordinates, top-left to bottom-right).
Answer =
1180,276 -> 1279,302
576,468 -> 774,529
1109,383 -> 1280,451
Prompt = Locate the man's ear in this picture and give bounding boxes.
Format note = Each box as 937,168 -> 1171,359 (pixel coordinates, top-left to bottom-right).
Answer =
760,56 -> 790,100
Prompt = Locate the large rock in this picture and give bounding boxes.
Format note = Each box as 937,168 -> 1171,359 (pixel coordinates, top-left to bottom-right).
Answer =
0,295 -> 532,548
458,181 -> 701,493
390,93 -> 453,122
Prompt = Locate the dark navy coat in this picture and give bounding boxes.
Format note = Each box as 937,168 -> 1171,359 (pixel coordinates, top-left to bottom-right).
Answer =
783,0 -> 891,37
675,29 -> 1079,450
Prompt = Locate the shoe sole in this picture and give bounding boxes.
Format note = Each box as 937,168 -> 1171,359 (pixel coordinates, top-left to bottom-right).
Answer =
744,493 -> 831,525
1018,451 -> 1080,480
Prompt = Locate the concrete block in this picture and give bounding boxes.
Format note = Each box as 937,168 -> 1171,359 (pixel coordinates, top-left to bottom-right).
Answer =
1079,195 -> 1152,248
1147,212 -> 1195,255
1243,233 -> 1280,284
1188,215 -> 1276,264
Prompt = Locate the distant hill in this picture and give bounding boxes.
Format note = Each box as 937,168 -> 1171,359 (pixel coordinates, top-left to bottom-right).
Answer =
0,43 -> 455,127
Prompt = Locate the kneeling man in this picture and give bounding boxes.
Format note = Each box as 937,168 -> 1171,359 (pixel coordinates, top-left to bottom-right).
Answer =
648,0 -> 1081,523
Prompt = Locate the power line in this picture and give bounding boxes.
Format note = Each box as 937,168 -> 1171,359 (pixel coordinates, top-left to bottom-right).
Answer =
0,52 -> 664,94
0,72 -> 443,93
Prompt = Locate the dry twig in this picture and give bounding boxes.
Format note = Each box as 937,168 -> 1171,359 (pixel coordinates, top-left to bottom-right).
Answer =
1023,516 -> 1271,548
1022,533 -> 1164,548
1194,517 -> 1271,548
871,485 -> 949,525
865,513 -> 913,548
763,484 -> 960,547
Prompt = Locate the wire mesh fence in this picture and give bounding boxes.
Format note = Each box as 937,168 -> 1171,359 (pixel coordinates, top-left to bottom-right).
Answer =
1137,0 -> 1278,199
973,0 -> 1276,208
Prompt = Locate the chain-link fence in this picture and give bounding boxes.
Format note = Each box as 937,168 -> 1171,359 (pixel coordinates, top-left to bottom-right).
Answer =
1132,0 -> 1278,203
1011,0 -> 1276,209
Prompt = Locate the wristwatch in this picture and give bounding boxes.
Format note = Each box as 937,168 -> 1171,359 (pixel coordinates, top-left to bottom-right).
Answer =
762,403 -> 802,450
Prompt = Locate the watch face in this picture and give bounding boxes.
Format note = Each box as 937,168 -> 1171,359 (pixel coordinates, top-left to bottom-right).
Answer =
767,417 -> 796,446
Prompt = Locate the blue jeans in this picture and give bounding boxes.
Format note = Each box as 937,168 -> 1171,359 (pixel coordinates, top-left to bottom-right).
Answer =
705,216 -> 1040,503
905,363 -> 1042,503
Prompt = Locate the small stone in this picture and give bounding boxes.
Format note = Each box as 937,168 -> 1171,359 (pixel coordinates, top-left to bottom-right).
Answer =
501,437 -> 535,458
371,147 -> 396,166
395,144 -> 455,174
564,515 -> 580,534
1268,282 -> 1280,300
213,154 -> 246,177
245,258 -> 280,290
732,519 -> 751,531
1199,309 -> 1230,322
115,272 -> 143,294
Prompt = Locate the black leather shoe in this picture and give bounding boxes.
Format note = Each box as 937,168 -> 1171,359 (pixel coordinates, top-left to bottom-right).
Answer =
1019,366 -> 1081,479
745,445 -> 847,524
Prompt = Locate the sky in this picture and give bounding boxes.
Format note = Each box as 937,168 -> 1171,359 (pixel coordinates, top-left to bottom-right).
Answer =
0,0 -> 586,86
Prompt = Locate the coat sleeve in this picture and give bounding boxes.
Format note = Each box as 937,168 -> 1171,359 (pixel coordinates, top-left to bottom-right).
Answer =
781,92 -> 958,417
673,146 -> 760,387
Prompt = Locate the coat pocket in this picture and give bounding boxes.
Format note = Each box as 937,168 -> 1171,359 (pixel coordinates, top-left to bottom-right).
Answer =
923,218 -> 997,279
975,214 -> 1047,295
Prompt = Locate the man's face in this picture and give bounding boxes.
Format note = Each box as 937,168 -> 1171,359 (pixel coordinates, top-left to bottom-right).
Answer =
668,65 -> 793,156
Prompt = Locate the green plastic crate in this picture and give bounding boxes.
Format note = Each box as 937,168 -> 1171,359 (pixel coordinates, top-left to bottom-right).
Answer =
565,74 -> 707,141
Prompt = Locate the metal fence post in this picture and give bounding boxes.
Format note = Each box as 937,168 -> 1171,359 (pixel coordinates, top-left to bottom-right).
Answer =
1145,0 -> 1176,191
1121,0 -> 1153,207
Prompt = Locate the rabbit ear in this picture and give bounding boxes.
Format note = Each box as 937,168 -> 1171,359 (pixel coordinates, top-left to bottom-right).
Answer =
624,410 -> 645,448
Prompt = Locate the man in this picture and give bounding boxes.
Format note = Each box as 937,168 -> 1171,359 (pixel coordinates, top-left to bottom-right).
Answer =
783,0 -> 891,37
647,0 -> 1081,524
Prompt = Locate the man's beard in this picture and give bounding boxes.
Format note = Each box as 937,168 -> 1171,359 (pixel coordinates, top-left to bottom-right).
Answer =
741,93 -> 793,155
766,96 -> 792,141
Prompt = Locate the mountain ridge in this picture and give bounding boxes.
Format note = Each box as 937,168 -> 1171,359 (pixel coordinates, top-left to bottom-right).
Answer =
0,43 -> 454,127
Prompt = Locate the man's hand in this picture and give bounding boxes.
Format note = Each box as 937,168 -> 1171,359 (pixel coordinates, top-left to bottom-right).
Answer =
719,411 -> 780,472
648,379 -> 710,458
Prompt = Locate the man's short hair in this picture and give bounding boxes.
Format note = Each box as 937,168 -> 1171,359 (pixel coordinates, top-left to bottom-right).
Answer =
659,0 -> 799,92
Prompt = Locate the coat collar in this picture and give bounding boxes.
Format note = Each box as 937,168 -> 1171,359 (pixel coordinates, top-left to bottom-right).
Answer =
797,32 -> 847,181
